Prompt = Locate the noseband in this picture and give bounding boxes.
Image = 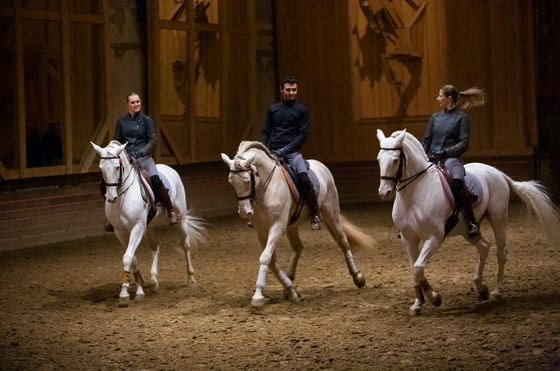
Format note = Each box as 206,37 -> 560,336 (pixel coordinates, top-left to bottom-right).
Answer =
380,147 -> 406,184
379,146 -> 434,192
100,155 -> 124,187
100,153 -> 134,195
229,154 -> 277,204
229,166 -> 258,202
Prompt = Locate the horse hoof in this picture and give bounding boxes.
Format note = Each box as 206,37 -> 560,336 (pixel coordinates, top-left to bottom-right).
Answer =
409,307 -> 422,316
118,296 -> 130,308
479,285 -> 489,300
353,272 -> 366,288
251,297 -> 267,308
288,288 -> 302,303
135,293 -> 145,301
186,281 -> 199,291
432,293 -> 442,307
490,289 -> 502,299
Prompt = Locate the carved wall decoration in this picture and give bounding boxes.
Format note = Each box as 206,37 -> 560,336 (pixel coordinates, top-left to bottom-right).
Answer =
357,0 -> 427,115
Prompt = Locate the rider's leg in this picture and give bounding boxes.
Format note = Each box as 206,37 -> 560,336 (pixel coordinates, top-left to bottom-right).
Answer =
138,156 -> 179,224
285,152 -> 322,230
151,175 -> 179,224
298,171 -> 323,230
445,158 -> 480,238
452,178 -> 480,237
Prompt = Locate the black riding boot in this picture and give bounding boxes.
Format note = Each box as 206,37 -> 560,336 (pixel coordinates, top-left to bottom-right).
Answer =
298,172 -> 323,230
453,179 -> 480,237
151,175 -> 179,224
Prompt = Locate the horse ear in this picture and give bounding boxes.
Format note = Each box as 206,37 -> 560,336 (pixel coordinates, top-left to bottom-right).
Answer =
376,129 -> 386,143
241,152 -> 256,167
115,143 -> 127,155
90,142 -> 103,156
221,153 -> 233,167
395,129 -> 407,144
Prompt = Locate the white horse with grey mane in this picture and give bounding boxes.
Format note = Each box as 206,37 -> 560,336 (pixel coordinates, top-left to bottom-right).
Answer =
376,129 -> 560,315
91,140 -> 207,307
222,141 -> 374,308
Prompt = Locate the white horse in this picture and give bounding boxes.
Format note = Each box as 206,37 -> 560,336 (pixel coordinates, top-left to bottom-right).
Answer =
376,129 -> 560,315
91,140 -> 207,307
221,141 -> 374,308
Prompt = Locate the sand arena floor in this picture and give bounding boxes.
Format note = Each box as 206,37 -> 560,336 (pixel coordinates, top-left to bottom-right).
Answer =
1,202 -> 559,370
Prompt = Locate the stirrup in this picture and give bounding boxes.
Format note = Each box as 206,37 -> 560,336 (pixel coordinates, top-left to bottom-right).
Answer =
311,214 -> 323,230
467,222 -> 481,237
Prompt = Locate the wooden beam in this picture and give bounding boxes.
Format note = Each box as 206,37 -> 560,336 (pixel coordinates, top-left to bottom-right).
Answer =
102,0 -> 112,145
80,119 -> 108,173
248,0 -> 257,144
220,0 -> 229,153
14,1 -> 25,178
187,0 -> 196,162
160,120 -> 185,163
20,9 -> 62,21
67,13 -> 104,24
61,0 -> 73,173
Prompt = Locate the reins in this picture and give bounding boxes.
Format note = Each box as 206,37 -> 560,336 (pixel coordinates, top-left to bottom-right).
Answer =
379,147 -> 434,192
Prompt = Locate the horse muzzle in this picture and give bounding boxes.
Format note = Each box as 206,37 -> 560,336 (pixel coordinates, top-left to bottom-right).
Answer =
378,185 -> 394,200
237,201 -> 253,219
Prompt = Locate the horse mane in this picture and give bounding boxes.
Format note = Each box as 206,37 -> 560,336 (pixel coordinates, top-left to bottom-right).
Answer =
391,130 -> 429,163
106,140 -> 129,159
236,141 -> 277,163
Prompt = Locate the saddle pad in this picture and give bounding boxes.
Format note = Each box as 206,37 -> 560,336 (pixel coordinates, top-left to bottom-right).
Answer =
282,163 -> 320,201
437,169 -> 483,209
139,171 -> 174,205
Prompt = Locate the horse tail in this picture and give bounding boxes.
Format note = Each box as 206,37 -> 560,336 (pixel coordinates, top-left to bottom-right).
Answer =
340,214 -> 375,250
183,208 -> 208,249
502,174 -> 560,242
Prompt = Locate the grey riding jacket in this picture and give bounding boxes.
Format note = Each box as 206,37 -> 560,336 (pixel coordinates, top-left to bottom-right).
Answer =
422,107 -> 470,158
114,111 -> 157,157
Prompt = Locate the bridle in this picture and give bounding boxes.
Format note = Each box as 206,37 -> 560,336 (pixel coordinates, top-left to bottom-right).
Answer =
229,155 -> 276,205
379,147 -> 434,192
100,153 -> 134,196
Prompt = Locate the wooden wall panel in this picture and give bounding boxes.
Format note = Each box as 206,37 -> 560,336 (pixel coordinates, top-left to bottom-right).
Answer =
275,0 -> 537,165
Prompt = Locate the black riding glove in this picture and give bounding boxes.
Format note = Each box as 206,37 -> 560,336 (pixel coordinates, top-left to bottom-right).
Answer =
129,151 -> 143,159
428,150 -> 445,163
272,148 -> 288,158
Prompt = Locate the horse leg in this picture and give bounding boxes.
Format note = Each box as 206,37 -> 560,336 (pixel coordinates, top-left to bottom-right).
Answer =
251,225 -> 284,308
464,234 -> 491,299
285,227 -> 303,281
145,228 -> 160,292
269,252 -> 301,303
488,214 -> 508,298
410,236 -> 443,314
176,214 -> 197,289
323,213 -> 365,288
131,255 -> 145,300
119,225 -> 145,308
400,234 -> 423,315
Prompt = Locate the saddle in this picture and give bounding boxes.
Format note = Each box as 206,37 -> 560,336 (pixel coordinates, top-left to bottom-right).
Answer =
436,163 -> 481,209
436,162 -> 483,237
278,159 -> 320,224
136,165 -> 174,225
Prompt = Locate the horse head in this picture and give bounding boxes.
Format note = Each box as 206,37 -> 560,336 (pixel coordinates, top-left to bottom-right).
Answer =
91,140 -> 129,202
376,129 -> 408,200
221,150 -> 259,219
